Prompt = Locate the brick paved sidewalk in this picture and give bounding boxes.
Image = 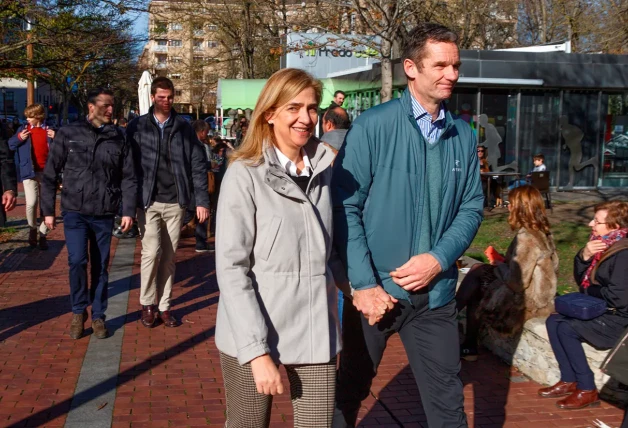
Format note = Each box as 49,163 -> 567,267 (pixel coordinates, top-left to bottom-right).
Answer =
0,199 -> 625,427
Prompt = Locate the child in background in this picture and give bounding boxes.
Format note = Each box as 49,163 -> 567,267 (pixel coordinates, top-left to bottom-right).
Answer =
509,153 -> 547,190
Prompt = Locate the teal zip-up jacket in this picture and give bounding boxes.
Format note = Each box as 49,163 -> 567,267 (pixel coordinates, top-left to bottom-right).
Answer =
331,89 -> 484,309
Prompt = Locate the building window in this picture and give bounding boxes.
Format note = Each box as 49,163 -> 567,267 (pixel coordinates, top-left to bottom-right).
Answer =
169,23 -> 182,31
193,56 -> 204,63
156,54 -> 167,63
154,21 -> 167,34
156,39 -> 168,46
169,56 -> 182,63
169,39 -> 182,47
207,40 -> 218,48
175,90 -> 183,96
207,25 -> 217,31
193,39 -> 204,50
170,74 -> 182,79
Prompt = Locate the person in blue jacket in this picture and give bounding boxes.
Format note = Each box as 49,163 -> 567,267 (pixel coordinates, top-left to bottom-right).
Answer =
331,23 -> 483,428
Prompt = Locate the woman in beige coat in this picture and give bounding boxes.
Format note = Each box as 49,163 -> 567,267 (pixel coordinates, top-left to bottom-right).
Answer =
456,185 -> 559,361
214,68 -> 347,428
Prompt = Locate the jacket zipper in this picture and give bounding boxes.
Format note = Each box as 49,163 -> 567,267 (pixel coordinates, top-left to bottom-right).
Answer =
168,131 -> 181,207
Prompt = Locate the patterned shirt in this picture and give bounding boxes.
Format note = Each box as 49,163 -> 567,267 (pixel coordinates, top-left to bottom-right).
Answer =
410,95 -> 446,144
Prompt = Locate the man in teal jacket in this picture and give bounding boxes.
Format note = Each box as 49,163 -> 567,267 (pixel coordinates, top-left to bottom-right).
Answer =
331,23 -> 483,428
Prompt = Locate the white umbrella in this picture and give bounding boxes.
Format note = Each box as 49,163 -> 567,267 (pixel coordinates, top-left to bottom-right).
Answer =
138,70 -> 153,116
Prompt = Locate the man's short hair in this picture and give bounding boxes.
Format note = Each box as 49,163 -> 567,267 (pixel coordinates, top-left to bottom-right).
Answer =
324,107 -> 351,130
401,23 -> 459,69
192,120 -> 210,134
334,90 -> 346,98
151,76 -> 175,95
24,104 -> 45,120
87,88 -> 114,105
533,153 -> 545,162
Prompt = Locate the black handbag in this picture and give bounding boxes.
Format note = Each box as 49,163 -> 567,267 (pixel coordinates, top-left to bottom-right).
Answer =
554,292 -> 608,320
600,326 -> 628,385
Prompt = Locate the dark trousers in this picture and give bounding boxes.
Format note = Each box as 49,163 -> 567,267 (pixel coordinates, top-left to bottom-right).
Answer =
333,292 -> 467,428
63,212 -> 114,320
546,313 -> 597,390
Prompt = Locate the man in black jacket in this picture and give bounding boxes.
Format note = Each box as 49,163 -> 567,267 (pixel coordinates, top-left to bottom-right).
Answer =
41,88 -> 137,340
126,77 -> 209,329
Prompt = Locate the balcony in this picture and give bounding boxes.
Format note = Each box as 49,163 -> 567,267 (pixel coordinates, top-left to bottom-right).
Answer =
152,45 -> 168,53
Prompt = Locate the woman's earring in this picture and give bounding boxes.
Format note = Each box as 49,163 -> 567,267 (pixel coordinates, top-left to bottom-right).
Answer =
268,121 -> 274,125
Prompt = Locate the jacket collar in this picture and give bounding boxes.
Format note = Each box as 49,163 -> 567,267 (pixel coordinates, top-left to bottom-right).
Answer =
401,88 -> 456,134
263,136 -> 334,200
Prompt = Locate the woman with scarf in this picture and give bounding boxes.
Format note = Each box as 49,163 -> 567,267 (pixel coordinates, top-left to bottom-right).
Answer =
539,201 -> 628,410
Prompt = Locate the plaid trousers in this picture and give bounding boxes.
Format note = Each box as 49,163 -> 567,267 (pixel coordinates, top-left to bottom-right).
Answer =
220,352 -> 337,428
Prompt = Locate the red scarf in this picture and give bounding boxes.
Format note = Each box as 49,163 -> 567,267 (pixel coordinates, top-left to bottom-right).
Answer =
581,228 -> 628,288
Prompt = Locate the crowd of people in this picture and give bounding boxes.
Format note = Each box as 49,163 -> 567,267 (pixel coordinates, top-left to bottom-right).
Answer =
0,21 -> 626,428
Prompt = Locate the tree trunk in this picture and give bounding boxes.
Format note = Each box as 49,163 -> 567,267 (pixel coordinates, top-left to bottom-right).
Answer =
379,39 -> 393,103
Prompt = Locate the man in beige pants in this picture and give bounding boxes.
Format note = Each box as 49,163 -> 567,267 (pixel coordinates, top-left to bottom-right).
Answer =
127,77 -> 209,328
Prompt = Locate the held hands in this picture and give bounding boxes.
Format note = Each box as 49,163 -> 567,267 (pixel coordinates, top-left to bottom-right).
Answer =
197,206 -> 209,224
352,286 -> 398,326
18,129 -> 30,141
390,253 -> 442,292
44,215 -> 56,230
250,354 -> 284,395
47,129 -> 55,139
2,191 -> 15,211
582,240 -> 608,261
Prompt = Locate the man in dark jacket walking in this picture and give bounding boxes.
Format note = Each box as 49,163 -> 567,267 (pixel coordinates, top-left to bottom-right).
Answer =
126,77 -> 209,329
0,122 -> 18,224
41,88 -> 137,340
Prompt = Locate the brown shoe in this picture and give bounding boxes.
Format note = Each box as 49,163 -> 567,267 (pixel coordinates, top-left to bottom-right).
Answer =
28,228 -> 37,247
38,234 -> 48,250
69,312 -> 87,339
160,310 -> 179,328
92,318 -> 108,339
556,389 -> 600,409
538,381 -> 577,398
141,305 -> 157,327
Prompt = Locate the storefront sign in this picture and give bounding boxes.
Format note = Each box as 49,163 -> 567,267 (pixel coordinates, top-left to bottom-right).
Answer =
282,32 -> 380,79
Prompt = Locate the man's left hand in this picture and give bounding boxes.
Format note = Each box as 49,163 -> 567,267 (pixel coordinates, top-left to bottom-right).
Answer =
2,191 -> 16,212
120,216 -> 133,233
390,253 -> 442,292
197,207 -> 209,223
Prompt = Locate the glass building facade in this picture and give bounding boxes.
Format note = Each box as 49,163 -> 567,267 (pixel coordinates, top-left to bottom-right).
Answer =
335,51 -> 628,189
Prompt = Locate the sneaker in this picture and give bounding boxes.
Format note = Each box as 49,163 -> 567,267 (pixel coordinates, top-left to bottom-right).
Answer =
38,234 -> 48,250
92,318 -> 108,339
69,311 -> 88,339
460,346 -> 478,362
195,242 -> 215,253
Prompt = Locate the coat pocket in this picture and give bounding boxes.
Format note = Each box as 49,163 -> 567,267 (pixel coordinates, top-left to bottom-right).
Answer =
66,144 -> 89,170
61,181 -> 84,212
259,216 -> 282,261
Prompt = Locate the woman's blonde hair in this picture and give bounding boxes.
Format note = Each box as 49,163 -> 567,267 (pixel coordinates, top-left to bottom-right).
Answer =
507,185 -> 551,234
229,68 -> 322,165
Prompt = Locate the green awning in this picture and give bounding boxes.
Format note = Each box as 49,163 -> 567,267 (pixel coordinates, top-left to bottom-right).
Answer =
217,77 -> 383,110
216,79 -> 267,110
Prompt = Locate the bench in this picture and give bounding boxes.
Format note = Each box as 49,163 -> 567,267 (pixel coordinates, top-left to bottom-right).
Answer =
456,256 -> 628,404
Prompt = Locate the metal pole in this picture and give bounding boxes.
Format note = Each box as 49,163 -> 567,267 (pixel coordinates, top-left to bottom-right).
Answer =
515,91 -> 521,169
26,18 -> 34,106
556,91 -> 564,190
595,91 -> 602,187
2,88 -> 6,119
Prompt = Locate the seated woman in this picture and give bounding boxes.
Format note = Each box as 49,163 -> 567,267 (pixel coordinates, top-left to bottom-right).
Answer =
456,185 -> 558,361
478,146 -> 501,208
539,201 -> 628,410
214,68 -> 346,427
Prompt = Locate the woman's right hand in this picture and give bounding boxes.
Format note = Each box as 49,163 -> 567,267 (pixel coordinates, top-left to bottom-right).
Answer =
18,129 -> 30,141
250,354 -> 284,395
582,240 -> 608,261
